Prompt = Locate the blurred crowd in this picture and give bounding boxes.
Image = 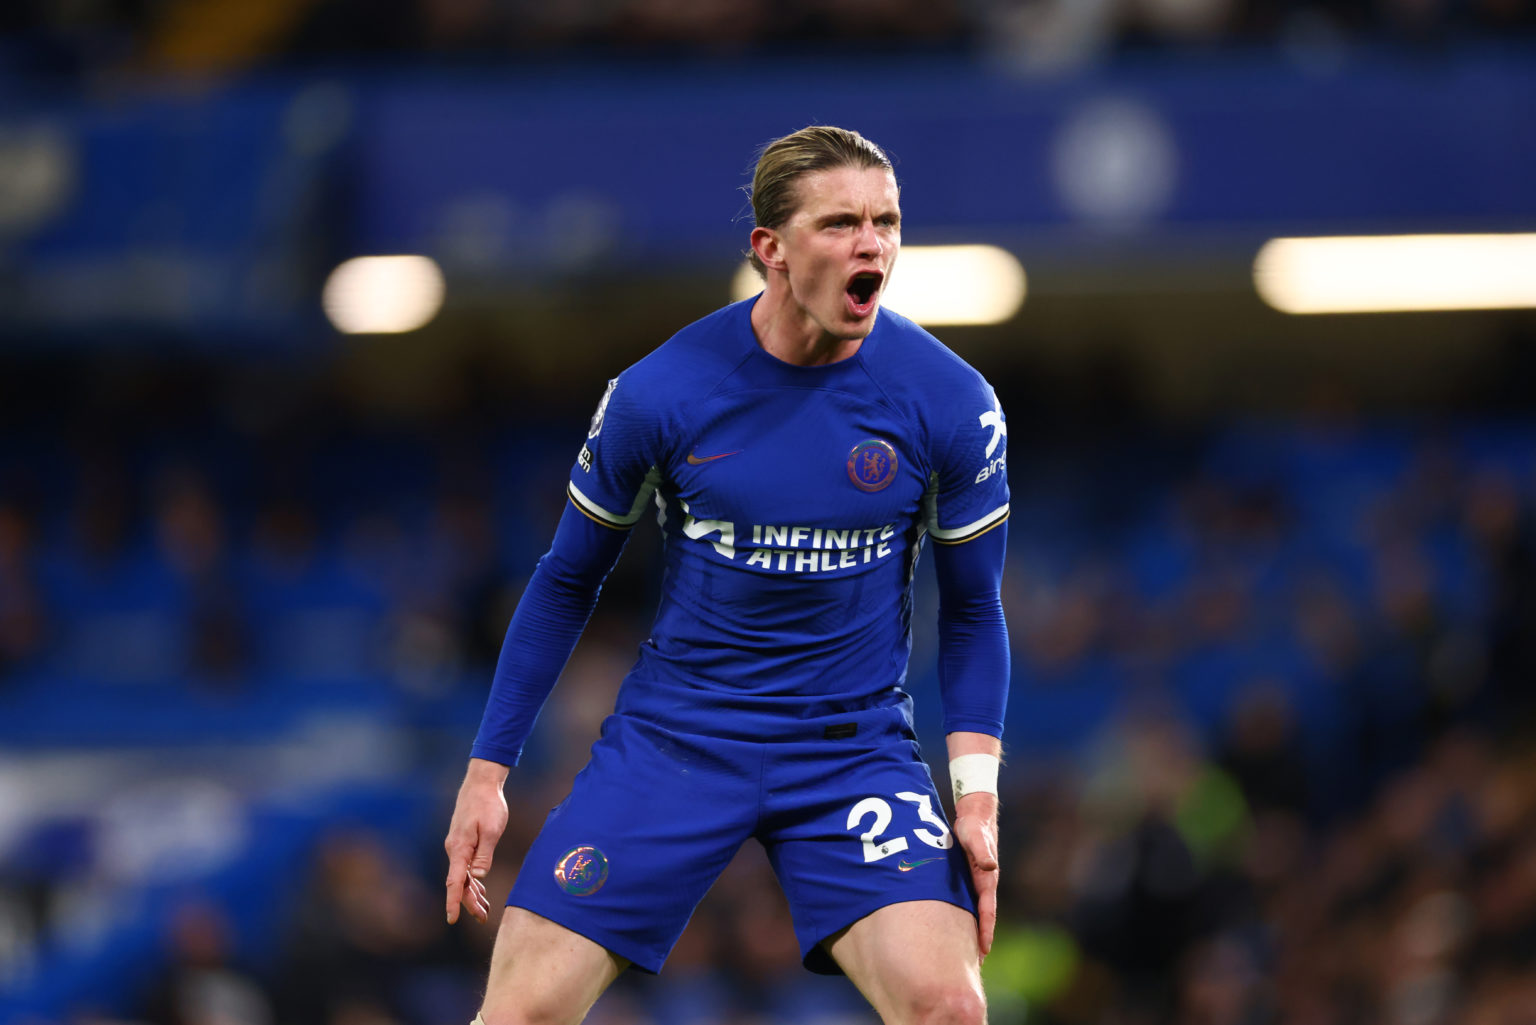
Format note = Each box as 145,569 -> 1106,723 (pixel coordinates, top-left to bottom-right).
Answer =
2,0 -> 1534,1019
992,715 -> 1536,1024
4,348 -> 1536,1022
1,0 -> 1532,83
32,721 -> 1536,1025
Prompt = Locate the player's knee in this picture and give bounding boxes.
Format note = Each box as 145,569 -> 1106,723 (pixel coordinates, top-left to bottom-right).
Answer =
481,991 -> 601,1025
478,1001 -> 582,1025
907,979 -> 987,1025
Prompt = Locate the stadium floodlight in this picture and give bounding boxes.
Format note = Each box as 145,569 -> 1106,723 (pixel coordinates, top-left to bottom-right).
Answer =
323,255 -> 446,334
1255,234 -> 1536,314
732,245 -> 1027,326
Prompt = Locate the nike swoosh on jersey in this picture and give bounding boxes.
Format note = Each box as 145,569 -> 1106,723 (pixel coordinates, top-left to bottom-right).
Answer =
686,450 -> 742,465
897,857 -> 945,872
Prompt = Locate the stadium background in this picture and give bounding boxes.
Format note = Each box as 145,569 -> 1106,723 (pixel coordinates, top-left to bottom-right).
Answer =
3,2 -> 1536,1023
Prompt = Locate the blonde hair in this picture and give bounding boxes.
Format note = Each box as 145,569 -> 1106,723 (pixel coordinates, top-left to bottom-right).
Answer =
746,126 -> 894,275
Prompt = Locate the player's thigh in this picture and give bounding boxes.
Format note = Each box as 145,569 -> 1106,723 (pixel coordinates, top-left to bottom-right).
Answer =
825,899 -> 986,1025
481,906 -> 628,1025
762,717 -> 977,972
509,715 -> 759,972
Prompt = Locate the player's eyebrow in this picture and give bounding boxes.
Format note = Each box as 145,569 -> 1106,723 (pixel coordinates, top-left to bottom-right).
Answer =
814,208 -> 900,226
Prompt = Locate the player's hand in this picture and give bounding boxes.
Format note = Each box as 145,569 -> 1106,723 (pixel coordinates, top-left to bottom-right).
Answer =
953,792 -> 1000,959
444,758 -> 510,925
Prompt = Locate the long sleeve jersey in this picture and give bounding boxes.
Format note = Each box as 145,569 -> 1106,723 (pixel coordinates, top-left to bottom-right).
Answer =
473,298 -> 1010,764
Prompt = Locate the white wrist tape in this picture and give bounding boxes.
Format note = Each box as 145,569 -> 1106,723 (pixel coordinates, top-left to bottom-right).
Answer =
949,753 -> 1000,802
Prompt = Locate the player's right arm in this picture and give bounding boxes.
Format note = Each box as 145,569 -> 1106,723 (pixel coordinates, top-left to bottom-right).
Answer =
444,503 -> 634,923
446,374 -> 665,925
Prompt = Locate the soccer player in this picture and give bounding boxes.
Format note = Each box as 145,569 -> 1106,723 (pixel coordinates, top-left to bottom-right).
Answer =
444,125 -> 1010,1025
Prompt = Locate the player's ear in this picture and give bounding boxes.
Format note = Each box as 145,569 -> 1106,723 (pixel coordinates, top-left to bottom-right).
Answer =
750,226 -> 786,273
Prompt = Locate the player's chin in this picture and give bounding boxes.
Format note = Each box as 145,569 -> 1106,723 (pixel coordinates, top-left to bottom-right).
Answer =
835,300 -> 881,338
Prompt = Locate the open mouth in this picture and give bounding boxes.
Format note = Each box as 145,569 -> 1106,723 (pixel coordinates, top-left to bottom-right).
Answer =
846,271 -> 883,315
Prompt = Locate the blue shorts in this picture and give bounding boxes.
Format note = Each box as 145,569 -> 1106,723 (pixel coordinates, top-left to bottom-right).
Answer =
507,706 -> 977,975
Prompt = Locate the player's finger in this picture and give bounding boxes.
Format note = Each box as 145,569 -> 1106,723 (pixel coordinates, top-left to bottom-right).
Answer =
458,864 -> 491,922
968,846 -> 999,872
448,866 -> 463,922
968,846 -> 998,957
445,839 -> 471,924
982,880 -> 998,953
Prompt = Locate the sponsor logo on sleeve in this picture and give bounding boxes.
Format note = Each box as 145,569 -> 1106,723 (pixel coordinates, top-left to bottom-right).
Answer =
975,396 -> 1007,483
979,397 -> 1007,457
587,378 -> 617,439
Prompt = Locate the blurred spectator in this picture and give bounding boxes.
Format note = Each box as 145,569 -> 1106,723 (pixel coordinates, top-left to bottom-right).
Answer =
272,831 -> 443,1025
0,502 -> 49,680
1219,681 -> 1308,819
152,467 -> 250,687
142,900 -> 272,1025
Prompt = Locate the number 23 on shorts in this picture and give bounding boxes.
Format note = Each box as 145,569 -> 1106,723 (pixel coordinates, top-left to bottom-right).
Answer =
846,792 -> 953,863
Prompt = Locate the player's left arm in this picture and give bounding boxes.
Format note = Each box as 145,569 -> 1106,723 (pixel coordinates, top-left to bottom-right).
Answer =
926,376 -> 1010,958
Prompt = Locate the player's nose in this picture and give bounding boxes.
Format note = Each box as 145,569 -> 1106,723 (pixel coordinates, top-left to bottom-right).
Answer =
854,219 -> 882,257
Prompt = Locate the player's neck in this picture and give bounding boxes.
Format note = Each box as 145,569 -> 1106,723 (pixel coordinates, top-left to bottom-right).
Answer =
749,288 -> 864,367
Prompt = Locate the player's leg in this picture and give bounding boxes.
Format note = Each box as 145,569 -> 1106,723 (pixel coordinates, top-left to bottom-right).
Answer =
760,708 -> 986,1025
478,906 -> 627,1025
486,714 -> 758,1020
822,899 -> 986,1025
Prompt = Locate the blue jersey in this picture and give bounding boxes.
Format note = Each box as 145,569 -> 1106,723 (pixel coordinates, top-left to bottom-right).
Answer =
472,297 -> 1009,764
